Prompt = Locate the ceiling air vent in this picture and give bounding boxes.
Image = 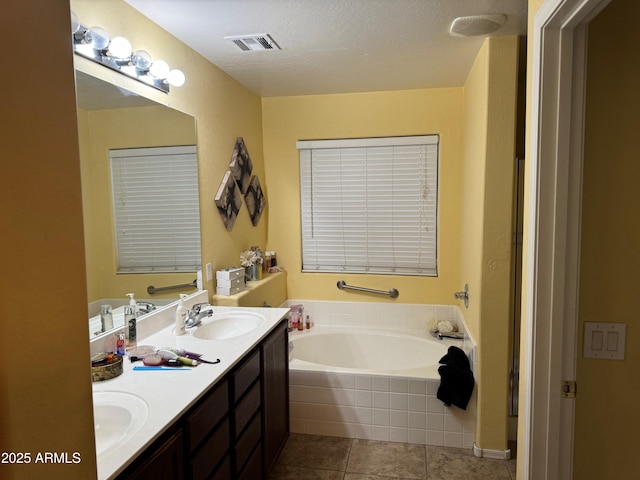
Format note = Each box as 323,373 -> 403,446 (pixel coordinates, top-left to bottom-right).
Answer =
225,34 -> 280,52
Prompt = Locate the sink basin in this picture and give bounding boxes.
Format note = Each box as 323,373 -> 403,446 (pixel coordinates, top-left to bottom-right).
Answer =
192,311 -> 266,340
93,391 -> 149,457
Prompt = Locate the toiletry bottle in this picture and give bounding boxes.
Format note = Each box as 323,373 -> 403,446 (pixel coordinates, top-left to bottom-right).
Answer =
264,252 -> 272,273
306,315 -> 311,330
100,304 -> 113,332
297,307 -> 304,331
174,293 -> 188,336
116,333 -> 125,355
124,305 -> 137,350
126,292 -> 137,315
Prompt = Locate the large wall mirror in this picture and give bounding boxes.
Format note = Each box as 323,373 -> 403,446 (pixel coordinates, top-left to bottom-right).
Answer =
75,71 -> 201,338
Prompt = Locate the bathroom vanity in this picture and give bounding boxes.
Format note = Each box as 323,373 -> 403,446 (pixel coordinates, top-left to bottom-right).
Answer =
92,304 -> 290,480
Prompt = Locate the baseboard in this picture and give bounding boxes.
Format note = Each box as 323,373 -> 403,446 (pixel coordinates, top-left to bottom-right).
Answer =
473,442 -> 511,460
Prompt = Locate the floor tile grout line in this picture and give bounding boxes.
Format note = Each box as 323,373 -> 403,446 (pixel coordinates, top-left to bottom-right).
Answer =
344,437 -> 353,474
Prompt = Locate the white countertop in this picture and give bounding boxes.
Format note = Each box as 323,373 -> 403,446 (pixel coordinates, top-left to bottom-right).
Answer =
93,305 -> 289,480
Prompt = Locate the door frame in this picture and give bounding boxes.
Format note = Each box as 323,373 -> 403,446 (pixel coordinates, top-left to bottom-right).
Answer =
521,0 -> 611,478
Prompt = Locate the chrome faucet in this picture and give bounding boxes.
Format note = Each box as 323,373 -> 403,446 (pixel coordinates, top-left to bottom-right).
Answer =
136,301 -> 156,315
185,303 -> 214,328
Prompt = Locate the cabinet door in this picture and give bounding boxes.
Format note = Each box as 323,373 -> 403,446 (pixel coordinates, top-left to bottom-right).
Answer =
261,319 -> 289,473
122,429 -> 184,480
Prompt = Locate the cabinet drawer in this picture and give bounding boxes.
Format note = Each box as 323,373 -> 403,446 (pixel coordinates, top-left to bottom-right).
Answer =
185,379 -> 228,451
121,429 -> 184,480
235,412 -> 261,472
232,350 -> 260,401
189,418 -> 229,480
234,380 -> 261,437
237,442 -> 262,480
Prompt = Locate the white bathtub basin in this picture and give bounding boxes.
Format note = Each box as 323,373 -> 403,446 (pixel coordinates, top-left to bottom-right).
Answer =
192,311 -> 266,340
93,391 -> 149,457
290,328 -> 449,373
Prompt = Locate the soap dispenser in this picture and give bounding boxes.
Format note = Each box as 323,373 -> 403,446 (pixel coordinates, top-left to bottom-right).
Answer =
174,294 -> 188,336
126,292 -> 137,315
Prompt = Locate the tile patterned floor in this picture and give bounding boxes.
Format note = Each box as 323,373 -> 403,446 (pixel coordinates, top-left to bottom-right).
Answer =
270,434 -> 516,480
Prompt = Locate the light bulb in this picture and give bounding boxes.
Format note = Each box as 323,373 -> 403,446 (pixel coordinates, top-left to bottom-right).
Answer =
85,26 -> 110,50
132,50 -> 152,70
149,60 -> 170,79
70,11 -> 81,34
168,69 -> 185,87
108,36 -> 132,60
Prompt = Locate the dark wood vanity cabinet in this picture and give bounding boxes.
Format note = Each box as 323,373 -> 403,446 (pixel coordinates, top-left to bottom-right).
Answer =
116,317 -> 288,480
261,319 -> 289,473
185,380 -> 230,480
230,349 -> 262,477
123,428 -> 184,480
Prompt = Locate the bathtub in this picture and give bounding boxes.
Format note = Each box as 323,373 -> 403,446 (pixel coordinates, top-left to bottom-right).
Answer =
289,327 -> 448,379
286,302 -> 477,448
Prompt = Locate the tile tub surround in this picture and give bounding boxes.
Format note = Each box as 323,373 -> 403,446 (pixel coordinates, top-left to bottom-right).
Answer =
289,371 -> 477,449
283,300 -> 477,449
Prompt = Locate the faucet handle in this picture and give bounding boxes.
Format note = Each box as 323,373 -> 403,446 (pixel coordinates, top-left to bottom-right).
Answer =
188,302 -> 210,315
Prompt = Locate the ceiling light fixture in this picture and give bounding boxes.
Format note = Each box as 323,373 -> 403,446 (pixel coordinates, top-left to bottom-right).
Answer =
71,11 -> 185,93
449,15 -> 507,37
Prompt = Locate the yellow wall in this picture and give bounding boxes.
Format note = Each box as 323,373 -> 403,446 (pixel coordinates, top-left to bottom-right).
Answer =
460,41 -> 489,343
78,105 -> 197,303
72,0 -> 269,303
0,1 -> 97,478
461,37 -> 518,450
262,89 -> 464,303
574,1 -> 640,477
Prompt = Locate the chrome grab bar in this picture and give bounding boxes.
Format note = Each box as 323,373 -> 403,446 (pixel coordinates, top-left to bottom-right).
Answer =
336,280 -> 399,299
147,279 -> 197,295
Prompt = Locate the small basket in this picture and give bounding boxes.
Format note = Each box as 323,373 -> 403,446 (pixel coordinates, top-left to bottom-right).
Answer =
91,354 -> 124,382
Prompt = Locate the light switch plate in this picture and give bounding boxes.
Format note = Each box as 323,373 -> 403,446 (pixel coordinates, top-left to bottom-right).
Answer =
206,262 -> 213,282
583,322 -> 626,360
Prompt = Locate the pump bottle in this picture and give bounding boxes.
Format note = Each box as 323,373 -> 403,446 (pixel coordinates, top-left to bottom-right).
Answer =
126,292 -> 137,315
174,294 -> 188,336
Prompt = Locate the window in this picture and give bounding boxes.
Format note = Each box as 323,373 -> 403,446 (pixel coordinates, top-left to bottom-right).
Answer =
110,145 -> 201,273
298,135 -> 438,276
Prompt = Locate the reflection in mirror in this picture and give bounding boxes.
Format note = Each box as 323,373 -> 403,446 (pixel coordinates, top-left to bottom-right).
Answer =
75,71 -> 201,338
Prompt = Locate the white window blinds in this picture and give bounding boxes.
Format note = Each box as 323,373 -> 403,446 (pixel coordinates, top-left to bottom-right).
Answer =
110,145 -> 201,273
298,135 -> 438,276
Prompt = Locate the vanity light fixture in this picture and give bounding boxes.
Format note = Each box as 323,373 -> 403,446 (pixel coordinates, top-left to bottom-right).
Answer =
70,11 -> 185,93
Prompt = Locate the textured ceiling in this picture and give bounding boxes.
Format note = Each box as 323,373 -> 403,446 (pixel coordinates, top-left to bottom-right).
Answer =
125,0 -> 527,97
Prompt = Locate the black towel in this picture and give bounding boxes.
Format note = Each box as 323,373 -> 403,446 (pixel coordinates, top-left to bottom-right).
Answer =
437,346 -> 474,410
